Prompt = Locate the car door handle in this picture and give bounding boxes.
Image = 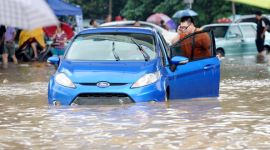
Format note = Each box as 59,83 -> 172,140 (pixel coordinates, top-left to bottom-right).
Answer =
204,64 -> 215,70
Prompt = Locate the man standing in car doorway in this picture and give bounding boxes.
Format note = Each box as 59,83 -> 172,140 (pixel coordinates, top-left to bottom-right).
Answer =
255,11 -> 268,56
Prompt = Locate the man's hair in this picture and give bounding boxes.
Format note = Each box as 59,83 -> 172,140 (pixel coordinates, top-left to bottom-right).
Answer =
122,16 -> 126,19
180,16 -> 194,24
255,11 -> 262,16
89,19 -> 95,25
161,20 -> 164,24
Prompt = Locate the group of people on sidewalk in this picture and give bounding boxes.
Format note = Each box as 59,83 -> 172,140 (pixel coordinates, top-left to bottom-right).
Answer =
0,23 -> 67,66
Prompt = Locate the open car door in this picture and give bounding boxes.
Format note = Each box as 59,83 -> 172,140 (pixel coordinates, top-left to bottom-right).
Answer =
166,29 -> 220,99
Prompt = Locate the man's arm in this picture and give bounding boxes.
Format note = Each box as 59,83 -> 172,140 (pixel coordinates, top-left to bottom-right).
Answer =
261,26 -> 267,38
261,20 -> 267,38
9,31 -> 16,43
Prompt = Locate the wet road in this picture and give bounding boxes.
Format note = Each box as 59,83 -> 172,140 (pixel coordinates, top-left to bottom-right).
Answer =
0,55 -> 269,149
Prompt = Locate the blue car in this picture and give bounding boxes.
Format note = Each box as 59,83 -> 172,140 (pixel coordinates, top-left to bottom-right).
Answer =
47,27 -> 220,105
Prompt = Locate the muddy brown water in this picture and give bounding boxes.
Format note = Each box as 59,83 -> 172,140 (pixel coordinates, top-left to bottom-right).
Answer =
0,55 -> 269,149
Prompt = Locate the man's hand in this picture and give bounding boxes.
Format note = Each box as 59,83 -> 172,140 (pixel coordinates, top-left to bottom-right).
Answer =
261,34 -> 264,39
216,55 -> 220,60
177,25 -> 182,35
7,40 -> 13,43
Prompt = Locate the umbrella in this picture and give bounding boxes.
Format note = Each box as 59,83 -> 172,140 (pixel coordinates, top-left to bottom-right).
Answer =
228,0 -> 270,9
172,10 -> 198,18
147,13 -> 171,24
0,0 -> 59,31
43,22 -> 74,40
166,19 -> 178,31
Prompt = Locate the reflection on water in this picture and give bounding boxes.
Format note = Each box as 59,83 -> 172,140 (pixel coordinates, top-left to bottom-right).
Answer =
0,55 -> 269,149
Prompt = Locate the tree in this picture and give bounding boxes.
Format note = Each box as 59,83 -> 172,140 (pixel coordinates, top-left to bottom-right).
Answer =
69,0 -> 126,20
121,0 -> 164,21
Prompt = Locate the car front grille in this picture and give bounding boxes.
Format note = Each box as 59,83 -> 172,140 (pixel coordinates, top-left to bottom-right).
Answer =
79,83 -> 128,86
71,93 -> 134,105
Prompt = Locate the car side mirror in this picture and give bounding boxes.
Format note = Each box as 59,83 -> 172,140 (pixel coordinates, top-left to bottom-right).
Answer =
228,34 -> 237,38
169,56 -> 189,72
47,56 -> 60,64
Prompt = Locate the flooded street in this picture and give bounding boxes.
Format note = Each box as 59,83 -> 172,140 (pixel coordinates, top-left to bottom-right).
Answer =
0,55 -> 269,149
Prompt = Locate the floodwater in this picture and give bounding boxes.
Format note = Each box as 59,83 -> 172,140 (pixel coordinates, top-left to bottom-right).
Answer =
0,55 -> 269,149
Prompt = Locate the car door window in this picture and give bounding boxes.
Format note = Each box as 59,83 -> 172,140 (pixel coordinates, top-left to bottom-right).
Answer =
171,30 -> 213,61
241,25 -> 256,38
157,35 -> 168,66
228,26 -> 243,38
203,26 -> 228,38
241,18 -> 257,23
158,32 -> 171,58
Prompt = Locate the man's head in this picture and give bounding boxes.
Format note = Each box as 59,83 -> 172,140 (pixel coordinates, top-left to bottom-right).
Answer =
161,20 -> 165,25
134,21 -> 140,26
122,16 -> 127,21
180,16 -> 195,35
90,19 -> 96,27
255,11 -> 262,20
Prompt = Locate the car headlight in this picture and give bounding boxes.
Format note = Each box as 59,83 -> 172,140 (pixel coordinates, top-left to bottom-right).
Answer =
54,72 -> 76,88
131,70 -> 160,88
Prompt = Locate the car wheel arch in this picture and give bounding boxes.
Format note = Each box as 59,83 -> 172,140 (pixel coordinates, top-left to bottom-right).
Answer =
165,86 -> 170,101
263,45 -> 270,53
216,48 -> 225,57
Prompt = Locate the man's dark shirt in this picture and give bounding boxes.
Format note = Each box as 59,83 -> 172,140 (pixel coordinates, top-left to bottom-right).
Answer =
257,18 -> 265,37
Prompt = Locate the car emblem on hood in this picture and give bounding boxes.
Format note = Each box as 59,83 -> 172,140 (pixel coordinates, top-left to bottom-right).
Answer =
97,82 -> 110,88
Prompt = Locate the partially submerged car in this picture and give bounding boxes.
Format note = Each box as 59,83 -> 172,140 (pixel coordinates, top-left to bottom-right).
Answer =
47,26 -> 220,105
201,22 -> 270,56
234,14 -> 270,32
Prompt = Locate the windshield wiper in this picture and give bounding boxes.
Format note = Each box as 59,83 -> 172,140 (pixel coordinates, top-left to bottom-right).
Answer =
112,38 -> 120,61
130,38 -> 150,61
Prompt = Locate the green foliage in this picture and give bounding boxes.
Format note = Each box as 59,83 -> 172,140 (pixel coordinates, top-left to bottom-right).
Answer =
68,0 -> 270,26
69,0 -> 126,19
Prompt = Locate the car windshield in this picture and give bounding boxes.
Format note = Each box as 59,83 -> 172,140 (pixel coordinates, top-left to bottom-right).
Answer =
203,26 -> 228,38
65,33 -> 157,61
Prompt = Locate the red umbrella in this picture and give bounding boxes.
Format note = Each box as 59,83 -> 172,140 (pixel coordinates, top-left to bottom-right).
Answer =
43,22 -> 74,40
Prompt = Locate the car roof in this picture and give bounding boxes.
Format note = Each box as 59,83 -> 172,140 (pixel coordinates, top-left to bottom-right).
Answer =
79,26 -> 155,35
100,20 -> 167,32
201,22 -> 257,28
234,14 -> 269,22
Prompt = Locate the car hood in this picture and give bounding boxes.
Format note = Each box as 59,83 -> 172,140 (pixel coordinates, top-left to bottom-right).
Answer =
58,59 -> 162,83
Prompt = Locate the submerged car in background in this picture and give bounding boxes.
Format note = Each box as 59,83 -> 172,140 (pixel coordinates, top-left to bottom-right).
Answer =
234,14 -> 270,32
99,21 -> 177,45
47,26 -> 220,106
201,22 -> 270,56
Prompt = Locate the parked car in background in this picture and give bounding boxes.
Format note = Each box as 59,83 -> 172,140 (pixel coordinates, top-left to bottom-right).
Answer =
234,14 -> 270,32
99,21 -> 178,45
47,26 -> 220,105
201,22 -> 270,56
